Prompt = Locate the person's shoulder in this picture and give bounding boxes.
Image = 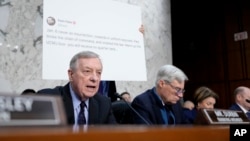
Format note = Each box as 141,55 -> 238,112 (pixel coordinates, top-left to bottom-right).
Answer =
112,100 -> 129,110
91,94 -> 112,108
134,89 -> 153,99
37,86 -> 64,95
229,103 -> 240,110
183,108 -> 194,113
93,93 -> 111,101
171,100 -> 184,110
112,100 -> 127,107
183,108 -> 196,117
132,89 -> 154,106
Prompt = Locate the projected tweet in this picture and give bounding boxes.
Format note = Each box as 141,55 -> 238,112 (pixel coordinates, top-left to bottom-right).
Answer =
45,29 -> 141,51
43,0 -> 146,81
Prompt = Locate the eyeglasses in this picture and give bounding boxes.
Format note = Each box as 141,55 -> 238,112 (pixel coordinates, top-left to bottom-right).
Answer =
165,81 -> 185,95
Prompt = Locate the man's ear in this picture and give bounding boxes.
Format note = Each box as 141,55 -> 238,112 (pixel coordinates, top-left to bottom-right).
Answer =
158,80 -> 165,88
68,69 -> 73,81
237,94 -> 242,99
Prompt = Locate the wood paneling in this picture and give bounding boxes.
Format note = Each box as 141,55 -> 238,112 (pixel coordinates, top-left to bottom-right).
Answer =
227,51 -> 244,80
171,0 -> 250,109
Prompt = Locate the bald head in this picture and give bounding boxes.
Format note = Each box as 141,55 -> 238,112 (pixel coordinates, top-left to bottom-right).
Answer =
234,86 -> 250,111
234,86 -> 250,97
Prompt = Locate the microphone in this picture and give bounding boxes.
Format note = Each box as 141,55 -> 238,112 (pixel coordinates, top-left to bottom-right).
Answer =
246,99 -> 250,103
114,93 -> 150,125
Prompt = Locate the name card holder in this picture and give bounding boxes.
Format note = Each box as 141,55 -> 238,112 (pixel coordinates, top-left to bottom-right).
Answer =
0,94 -> 67,126
194,108 -> 250,125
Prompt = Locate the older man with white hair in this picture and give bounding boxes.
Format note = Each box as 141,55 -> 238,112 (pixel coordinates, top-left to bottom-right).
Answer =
229,86 -> 250,120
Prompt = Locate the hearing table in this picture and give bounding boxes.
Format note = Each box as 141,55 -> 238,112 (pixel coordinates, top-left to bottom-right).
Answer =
0,125 -> 229,141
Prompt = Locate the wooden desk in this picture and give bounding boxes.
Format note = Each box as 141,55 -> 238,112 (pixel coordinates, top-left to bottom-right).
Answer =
0,125 -> 229,141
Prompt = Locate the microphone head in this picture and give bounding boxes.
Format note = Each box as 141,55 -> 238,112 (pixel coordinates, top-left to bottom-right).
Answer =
114,93 -> 123,100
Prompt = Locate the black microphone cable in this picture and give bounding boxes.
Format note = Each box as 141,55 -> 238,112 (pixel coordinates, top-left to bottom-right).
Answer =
114,93 -> 150,125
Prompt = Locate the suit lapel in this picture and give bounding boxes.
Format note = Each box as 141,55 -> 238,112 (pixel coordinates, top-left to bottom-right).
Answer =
88,97 -> 99,124
62,83 -> 75,124
235,104 -> 242,111
150,90 -> 166,124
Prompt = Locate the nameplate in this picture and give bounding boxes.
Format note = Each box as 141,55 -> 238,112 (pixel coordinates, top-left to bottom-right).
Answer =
0,94 -> 67,126
194,108 -> 250,125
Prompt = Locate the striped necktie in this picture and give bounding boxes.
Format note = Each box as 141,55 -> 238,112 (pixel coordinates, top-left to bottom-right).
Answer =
77,101 -> 86,125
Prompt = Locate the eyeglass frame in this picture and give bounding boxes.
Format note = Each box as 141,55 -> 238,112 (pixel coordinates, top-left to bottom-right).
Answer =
164,80 -> 185,95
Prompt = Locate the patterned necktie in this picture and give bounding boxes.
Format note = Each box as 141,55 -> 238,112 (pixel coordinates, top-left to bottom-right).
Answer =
77,101 -> 86,125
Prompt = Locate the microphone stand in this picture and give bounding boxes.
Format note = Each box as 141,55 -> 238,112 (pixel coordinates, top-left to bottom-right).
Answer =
114,93 -> 150,125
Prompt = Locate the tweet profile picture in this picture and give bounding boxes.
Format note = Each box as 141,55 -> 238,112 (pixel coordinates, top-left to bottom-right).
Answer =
47,16 -> 56,26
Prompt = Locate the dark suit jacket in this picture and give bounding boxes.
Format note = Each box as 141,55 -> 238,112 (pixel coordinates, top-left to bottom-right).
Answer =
131,88 -> 189,125
111,100 -> 134,124
37,83 -> 116,125
229,103 -> 250,119
229,103 -> 242,111
183,108 -> 197,123
98,81 -> 117,102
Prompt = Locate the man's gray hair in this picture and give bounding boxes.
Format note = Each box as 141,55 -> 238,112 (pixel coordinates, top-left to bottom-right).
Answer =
233,86 -> 248,98
155,64 -> 188,85
69,51 -> 102,70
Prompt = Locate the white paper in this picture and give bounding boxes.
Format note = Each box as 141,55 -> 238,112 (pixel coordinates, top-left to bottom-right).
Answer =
43,0 -> 147,81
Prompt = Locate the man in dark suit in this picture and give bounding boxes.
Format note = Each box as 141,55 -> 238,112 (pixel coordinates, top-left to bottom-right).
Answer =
131,64 -> 190,125
111,100 -> 133,124
229,86 -> 250,119
37,51 -> 116,125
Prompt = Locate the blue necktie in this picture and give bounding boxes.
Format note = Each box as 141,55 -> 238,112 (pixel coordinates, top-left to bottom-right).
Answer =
162,105 -> 175,125
246,112 -> 250,120
77,102 -> 86,125
165,105 -> 175,125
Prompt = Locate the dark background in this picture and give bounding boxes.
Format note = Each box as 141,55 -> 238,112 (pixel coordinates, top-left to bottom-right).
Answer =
171,0 -> 250,108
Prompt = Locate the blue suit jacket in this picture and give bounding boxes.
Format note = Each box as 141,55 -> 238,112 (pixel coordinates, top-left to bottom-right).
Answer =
131,88 -> 190,125
229,103 -> 243,111
229,103 -> 250,119
183,108 -> 197,123
37,83 -> 116,125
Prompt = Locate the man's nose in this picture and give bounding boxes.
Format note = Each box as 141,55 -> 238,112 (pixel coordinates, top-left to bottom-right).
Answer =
90,73 -> 100,82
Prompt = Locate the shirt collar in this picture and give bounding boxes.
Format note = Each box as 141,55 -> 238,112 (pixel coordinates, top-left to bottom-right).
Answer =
153,87 -> 165,106
69,84 -> 89,109
236,103 -> 248,113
